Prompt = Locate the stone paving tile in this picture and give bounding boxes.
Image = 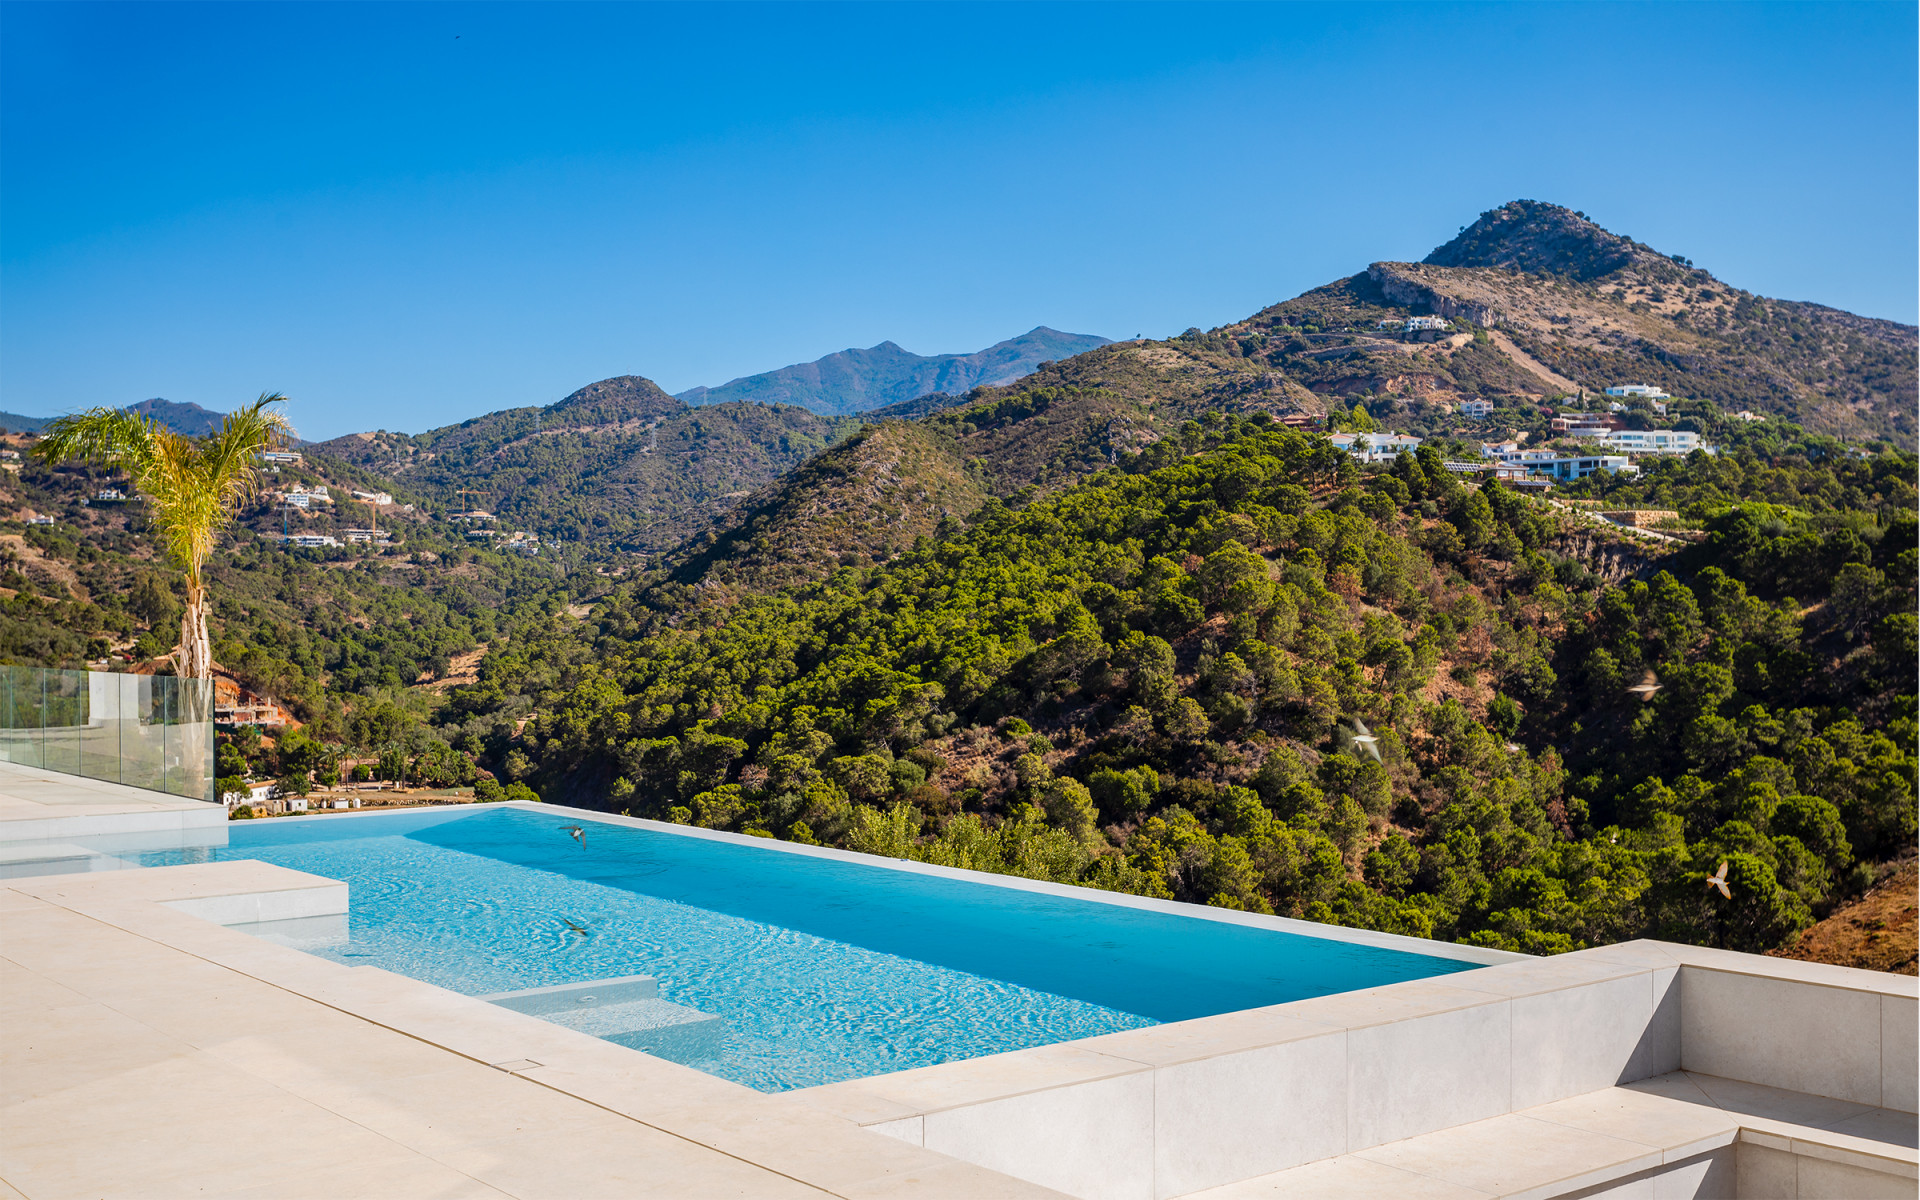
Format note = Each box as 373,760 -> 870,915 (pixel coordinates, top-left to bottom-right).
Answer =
434,1126 -> 831,1199
1351,1112 -> 1661,1197
205,1155 -> 514,1200
1644,1070 -> 1876,1128
1520,1084 -> 1738,1153
0,955 -> 88,1014
1826,1106 -> 1920,1150
1178,1153 -> 1492,1199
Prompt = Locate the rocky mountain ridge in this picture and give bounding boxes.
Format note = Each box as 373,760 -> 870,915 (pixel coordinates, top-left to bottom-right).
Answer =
674,326 -> 1112,415
640,201 -> 1913,598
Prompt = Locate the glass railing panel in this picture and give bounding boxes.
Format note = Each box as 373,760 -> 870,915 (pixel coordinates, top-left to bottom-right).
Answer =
0,664 -> 214,801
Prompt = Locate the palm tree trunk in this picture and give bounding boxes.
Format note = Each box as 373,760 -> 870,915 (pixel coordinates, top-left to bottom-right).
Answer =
179,584 -> 214,683
173,581 -> 214,800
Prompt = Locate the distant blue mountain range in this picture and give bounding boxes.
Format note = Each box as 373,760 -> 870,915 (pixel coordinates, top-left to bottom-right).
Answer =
3,325 -> 1112,439
674,326 -> 1112,416
0,398 -> 230,437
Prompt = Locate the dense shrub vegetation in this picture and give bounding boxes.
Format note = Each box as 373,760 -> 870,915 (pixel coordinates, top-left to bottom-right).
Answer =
455,415 -> 1916,954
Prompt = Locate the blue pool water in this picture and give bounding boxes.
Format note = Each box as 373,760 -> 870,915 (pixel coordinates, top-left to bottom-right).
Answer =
136,807 -> 1481,1091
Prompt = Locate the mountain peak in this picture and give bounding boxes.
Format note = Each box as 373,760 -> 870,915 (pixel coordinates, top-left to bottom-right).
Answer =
550,375 -> 684,421
1423,200 -> 1653,282
124,398 -> 230,437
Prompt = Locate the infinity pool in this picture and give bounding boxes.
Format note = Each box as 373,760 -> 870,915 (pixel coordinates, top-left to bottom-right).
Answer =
138,806 -> 1484,1091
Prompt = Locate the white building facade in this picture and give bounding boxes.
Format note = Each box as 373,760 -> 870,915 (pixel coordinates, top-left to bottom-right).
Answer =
1328,432 -> 1423,463
1531,454 -> 1635,482
1606,429 -> 1706,455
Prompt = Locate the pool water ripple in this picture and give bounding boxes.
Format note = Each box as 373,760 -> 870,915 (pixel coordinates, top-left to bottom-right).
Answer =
137,807 -> 1477,1092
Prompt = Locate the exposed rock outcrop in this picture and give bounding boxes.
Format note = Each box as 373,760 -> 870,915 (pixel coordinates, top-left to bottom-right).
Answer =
1367,263 -> 1504,327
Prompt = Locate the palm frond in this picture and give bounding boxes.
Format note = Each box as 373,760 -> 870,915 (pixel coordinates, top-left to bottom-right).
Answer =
34,395 -> 293,586
33,407 -> 161,478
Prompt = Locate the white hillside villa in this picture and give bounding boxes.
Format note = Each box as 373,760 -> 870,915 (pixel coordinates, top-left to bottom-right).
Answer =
1607,429 -> 1708,456
1328,431 -> 1423,463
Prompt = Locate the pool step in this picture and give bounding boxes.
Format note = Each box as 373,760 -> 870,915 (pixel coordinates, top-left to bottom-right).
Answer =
480,974 -> 660,1013
541,997 -> 726,1064
479,975 -> 725,1065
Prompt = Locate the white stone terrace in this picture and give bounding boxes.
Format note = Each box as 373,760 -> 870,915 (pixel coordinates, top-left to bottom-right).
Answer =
0,796 -> 1914,1198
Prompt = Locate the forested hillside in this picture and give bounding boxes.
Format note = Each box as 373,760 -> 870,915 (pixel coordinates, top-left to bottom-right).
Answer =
313,375 -> 860,550
450,416 -> 1917,955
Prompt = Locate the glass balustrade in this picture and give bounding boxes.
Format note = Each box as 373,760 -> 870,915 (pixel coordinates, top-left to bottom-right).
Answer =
0,665 -> 214,801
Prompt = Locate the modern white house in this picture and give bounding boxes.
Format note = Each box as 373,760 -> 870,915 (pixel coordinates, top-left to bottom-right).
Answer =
281,533 -> 340,548
1606,430 -> 1708,456
257,450 -> 304,464
1376,316 -> 1452,334
1485,447 -> 1563,467
1328,432 -> 1423,463
350,489 -> 394,506
1458,399 -> 1494,418
280,487 -> 332,509
1529,454 -> 1637,482
1605,385 -> 1670,400
220,781 -> 277,809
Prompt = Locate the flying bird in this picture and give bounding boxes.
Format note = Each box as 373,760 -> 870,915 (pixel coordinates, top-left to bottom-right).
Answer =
1347,719 -> 1382,763
1505,742 -> 1523,754
1705,861 -> 1732,900
562,825 -> 585,846
1625,670 -> 1662,702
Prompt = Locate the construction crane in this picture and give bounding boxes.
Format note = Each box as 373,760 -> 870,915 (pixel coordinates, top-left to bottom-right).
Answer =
454,488 -> 489,519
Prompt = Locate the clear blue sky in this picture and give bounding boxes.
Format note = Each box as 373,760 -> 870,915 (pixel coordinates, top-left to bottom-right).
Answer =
3,2 -> 1913,440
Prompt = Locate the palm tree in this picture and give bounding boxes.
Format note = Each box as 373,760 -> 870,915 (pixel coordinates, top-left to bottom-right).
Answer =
35,394 -> 294,682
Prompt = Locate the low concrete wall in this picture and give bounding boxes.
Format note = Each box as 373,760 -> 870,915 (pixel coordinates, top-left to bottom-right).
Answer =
794,940 -> 1917,1200
1674,945 -> 1918,1114
1735,1129 -> 1917,1199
